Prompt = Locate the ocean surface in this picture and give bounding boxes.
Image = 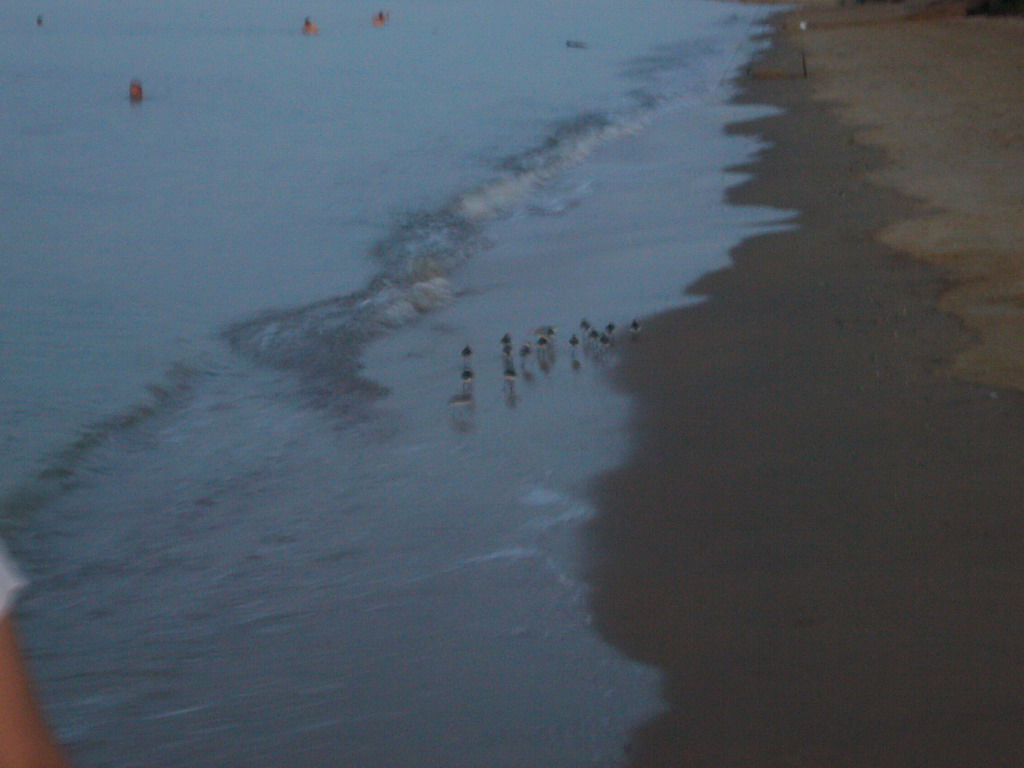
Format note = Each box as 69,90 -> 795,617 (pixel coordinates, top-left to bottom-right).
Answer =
0,0 -> 781,764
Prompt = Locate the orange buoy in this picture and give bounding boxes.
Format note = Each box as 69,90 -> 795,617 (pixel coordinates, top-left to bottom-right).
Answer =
302,16 -> 319,35
129,79 -> 144,102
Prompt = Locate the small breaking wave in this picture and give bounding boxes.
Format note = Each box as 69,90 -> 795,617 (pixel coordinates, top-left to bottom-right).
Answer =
1,362 -> 206,525
221,106 -> 655,404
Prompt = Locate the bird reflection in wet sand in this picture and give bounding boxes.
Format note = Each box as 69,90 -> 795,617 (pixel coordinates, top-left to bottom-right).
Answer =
451,343 -> 473,398
448,368 -> 475,434
569,333 -> 581,370
503,362 -> 519,408
448,354 -> 476,429
448,392 -> 475,431
518,343 -> 535,383
536,335 -> 554,374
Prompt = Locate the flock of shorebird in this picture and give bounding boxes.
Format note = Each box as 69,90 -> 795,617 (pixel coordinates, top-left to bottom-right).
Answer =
450,317 -> 641,406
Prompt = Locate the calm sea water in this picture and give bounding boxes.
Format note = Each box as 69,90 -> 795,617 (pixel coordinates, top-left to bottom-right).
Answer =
0,0 -> 780,764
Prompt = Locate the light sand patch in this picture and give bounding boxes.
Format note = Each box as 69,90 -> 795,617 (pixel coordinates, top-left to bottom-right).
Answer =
789,4 -> 1024,388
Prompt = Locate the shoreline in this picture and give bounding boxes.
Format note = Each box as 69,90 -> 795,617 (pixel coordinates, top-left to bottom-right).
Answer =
589,5 -> 1024,765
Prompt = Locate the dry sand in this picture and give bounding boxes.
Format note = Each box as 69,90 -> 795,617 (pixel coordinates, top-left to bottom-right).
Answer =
794,3 -> 1024,390
588,4 -> 1024,766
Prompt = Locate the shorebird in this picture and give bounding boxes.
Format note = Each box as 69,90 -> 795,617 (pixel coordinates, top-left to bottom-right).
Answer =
536,336 -> 550,354
461,344 -> 473,362
569,334 -> 580,353
605,322 -> 616,337
500,332 -> 512,346
519,342 -> 532,362
629,319 -> 642,340
503,365 -> 519,407
587,328 -> 600,345
580,319 -> 591,334
502,343 -> 514,358
503,363 -> 518,399
461,367 -> 474,392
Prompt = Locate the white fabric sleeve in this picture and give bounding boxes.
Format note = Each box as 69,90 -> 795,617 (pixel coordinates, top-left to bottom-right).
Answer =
0,540 -> 27,619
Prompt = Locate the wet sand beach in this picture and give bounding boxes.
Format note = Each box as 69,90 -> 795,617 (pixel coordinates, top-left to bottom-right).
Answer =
589,4 -> 1024,766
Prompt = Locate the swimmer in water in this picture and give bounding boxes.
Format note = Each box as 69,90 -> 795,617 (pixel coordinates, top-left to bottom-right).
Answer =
128,79 -> 144,102
302,16 -> 319,35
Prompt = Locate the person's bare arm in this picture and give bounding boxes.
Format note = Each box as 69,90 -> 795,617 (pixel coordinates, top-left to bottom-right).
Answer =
0,614 -> 70,768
